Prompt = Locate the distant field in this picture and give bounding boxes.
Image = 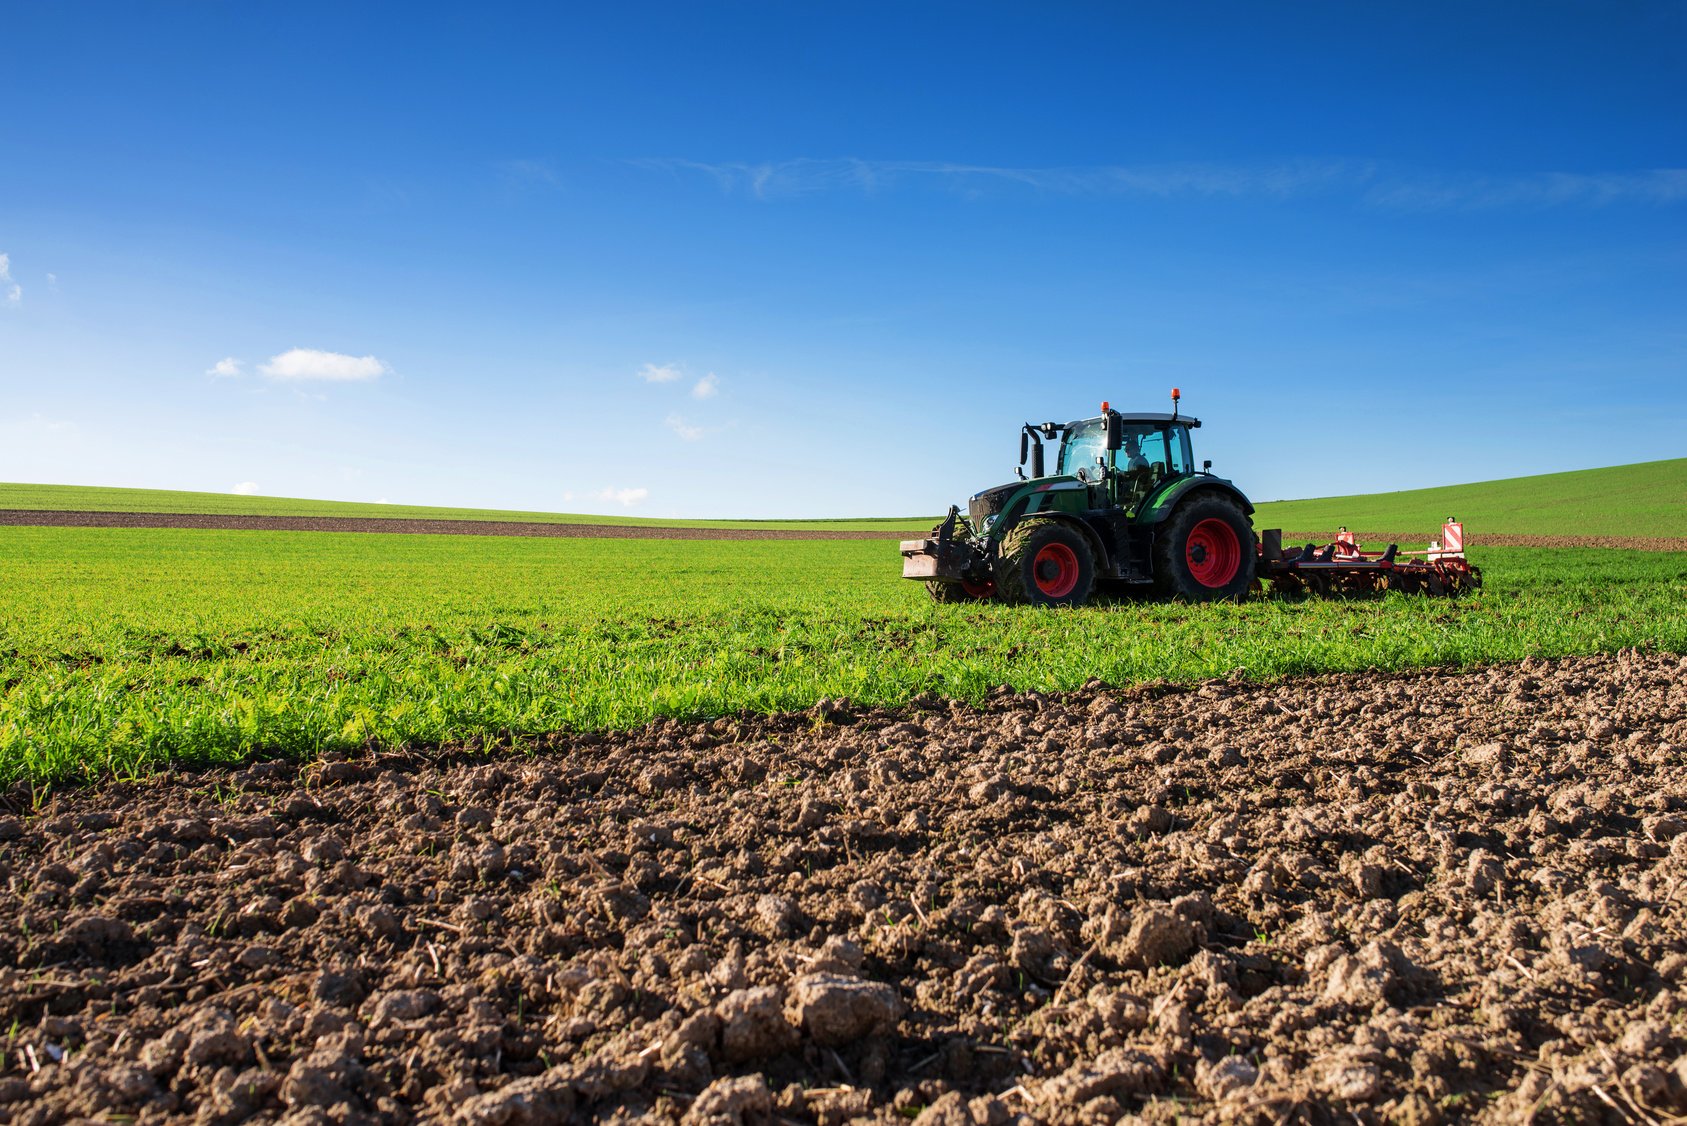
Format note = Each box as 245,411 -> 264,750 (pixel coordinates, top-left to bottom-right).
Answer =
1254,457 -> 1687,539
3,525 -> 1684,785
0,482 -> 931,532
8,457 -> 1683,540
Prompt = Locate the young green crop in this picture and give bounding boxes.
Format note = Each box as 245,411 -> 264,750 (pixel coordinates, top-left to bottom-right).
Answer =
1253,457 -> 1687,538
2,526 -> 1685,786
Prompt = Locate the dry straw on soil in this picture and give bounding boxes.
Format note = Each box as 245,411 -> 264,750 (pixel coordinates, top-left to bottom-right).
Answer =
1,652 -> 1684,1125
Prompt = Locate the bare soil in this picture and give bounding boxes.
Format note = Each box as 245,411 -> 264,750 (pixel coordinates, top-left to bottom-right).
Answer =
0,511 -> 917,541
4,510 -> 1683,549
2,652 -> 1685,1125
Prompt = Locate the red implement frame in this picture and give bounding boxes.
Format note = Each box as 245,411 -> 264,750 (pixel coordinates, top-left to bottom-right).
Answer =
1259,519 -> 1481,597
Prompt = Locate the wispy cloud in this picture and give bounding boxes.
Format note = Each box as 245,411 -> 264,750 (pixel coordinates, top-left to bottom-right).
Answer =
208,357 -> 243,378
231,481 -> 260,495
638,157 -> 1687,211
664,413 -> 704,441
1364,169 -> 1687,211
640,157 -> 1366,201
498,159 -> 562,190
0,253 -> 19,305
599,486 -> 649,506
691,372 -> 719,399
638,362 -> 685,383
259,348 -> 388,382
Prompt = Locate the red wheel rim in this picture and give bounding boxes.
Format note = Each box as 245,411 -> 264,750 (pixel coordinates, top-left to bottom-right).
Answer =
1032,543 -> 1080,598
962,577 -> 996,599
1187,519 -> 1241,587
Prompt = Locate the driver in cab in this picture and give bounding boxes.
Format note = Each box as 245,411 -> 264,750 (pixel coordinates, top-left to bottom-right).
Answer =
1119,433 -> 1156,510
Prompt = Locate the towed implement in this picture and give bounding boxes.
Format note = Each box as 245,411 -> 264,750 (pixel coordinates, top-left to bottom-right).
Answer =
900,391 -> 1480,606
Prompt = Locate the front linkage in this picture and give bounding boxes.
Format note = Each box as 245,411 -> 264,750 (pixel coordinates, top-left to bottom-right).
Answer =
899,506 -> 997,600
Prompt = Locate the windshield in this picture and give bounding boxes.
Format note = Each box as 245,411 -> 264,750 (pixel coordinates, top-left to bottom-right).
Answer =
1062,419 -> 1196,480
1057,420 -> 1108,476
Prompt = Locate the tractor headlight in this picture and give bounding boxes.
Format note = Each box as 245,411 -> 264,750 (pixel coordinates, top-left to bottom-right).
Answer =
982,514 -> 998,531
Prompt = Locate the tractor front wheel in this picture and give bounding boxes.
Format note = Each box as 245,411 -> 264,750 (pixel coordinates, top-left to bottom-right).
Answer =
926,577 -> 996,603
1153,496 -> 1257,602
994,519 -> 1096,607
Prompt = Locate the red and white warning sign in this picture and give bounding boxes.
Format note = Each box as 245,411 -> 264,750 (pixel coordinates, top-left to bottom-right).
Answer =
1441,520 -> 1465,555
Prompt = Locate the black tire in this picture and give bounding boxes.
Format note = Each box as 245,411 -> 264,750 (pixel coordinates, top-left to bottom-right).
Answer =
993,518 -> 1096,607
925,578 -> 995,603
1153,496 -> 1257,602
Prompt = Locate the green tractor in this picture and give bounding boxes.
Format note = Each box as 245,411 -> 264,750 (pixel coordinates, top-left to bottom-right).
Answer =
901,390 -> 1258,606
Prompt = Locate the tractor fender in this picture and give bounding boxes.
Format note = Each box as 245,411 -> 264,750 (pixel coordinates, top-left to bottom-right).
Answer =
994,510 -> 1106,566
1136,476 -> 1254,525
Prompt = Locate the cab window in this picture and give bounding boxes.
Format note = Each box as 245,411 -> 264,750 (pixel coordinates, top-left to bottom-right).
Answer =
1166,426 -> 1194,475
1057,420 -> 1108,476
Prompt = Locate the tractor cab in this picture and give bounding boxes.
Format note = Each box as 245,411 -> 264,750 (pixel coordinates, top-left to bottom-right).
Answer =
1054,411 -> 1200,515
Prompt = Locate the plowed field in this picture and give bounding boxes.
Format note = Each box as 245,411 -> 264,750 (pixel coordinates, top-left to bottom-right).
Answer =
4,652 -> 1684,1125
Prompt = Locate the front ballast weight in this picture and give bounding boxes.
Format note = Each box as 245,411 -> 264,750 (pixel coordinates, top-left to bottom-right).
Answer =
899,506 -> 999,603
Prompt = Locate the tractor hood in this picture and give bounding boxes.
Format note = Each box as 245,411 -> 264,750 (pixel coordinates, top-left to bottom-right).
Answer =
968,476 -> 1088,528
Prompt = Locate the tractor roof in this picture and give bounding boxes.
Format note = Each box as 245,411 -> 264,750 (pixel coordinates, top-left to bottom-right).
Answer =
1069,412 -> 1202,429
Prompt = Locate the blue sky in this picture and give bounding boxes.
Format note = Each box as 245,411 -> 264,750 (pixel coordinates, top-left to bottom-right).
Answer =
2,1 -> 1683,518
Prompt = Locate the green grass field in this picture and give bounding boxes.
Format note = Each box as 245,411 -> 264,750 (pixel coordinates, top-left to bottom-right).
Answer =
0,482 -> 930,532
1253,457 -> 1687,538
7,456 -> 1683,537
4,525 -> 1685,786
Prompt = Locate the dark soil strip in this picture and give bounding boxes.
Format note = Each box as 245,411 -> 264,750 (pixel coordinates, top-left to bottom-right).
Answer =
1283,530 -> 1687,551
0,510 -> 924,541
2,653 -> 1684,1123
4,510 -> 1683,549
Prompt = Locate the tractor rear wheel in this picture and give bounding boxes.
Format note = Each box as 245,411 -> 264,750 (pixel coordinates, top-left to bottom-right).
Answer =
1153,496 -> 1257,602
994,519 -> 1096,607
925,577 -> 996,603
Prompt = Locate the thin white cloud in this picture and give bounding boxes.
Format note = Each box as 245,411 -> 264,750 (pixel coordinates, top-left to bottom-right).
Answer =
1365,169 -> 1687,211
498,159 -> 562,189
208,357 -> 244,378
639,157 -> 1364,201
1,253 -> 17,306
259,348 -> 388,382
691,372 -> 720,399
231,481 -> 260,495
46,273 -> 59,292
639,157 -> 1687,211
13,412 -> 75,435
638,362 -> 685,383
598,486 -> 649,506
3,285 -> 17,306
664,413 -> 705,441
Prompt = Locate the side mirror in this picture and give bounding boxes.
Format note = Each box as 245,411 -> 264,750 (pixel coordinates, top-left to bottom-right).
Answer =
1019,431 -> 1029,465
1203,460 -> 1212,472
1105,412 -> 1122,451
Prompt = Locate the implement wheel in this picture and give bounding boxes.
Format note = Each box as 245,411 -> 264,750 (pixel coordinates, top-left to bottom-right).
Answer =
925,577 -> 996,603
994,518 -> 1096,607
1153,496 -> 1257,602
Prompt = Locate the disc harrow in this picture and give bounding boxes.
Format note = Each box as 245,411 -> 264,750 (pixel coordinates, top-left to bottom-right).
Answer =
1260,519 -> 1481,598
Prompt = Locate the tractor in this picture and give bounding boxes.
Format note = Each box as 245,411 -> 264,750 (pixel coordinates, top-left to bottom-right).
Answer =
901,390 -> 1256,606
901,390 -> 1480,605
